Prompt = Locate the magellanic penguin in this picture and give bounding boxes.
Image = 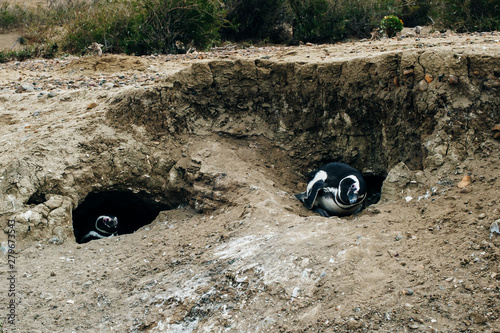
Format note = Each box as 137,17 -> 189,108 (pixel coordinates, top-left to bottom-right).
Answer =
295,162 -> 367,217
80,215 -> 118,243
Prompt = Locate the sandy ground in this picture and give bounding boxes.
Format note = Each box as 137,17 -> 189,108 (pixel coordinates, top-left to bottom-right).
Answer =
0,29 -> 500,332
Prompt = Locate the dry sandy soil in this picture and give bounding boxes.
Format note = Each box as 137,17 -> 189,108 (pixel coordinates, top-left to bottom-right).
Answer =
0,29 -> 500,333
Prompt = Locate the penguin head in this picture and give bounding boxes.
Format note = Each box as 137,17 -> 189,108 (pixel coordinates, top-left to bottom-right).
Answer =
339,176 -> 362,205
95,215 -> 119,235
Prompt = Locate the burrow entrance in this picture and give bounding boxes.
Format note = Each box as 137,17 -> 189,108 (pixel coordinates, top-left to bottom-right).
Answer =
362,174 -> 385,207
72,190 -> 175,243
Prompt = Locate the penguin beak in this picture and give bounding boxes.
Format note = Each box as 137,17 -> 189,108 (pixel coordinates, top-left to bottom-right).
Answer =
348,187 -> 359,204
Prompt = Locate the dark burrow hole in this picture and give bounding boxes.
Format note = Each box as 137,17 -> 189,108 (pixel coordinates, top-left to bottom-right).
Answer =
362,174 -> 386,209
27,191 -> 47,205
72,190 -> 173,244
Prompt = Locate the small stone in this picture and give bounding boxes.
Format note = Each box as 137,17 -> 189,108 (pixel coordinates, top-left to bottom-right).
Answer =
395,234 -> 403,241
403,288 -> 414,295
493,124 -> 500,131
48,91 -> 57,98
50,271 -> 56,276
478,213 -> 486,219
448,75 -> 459,85
457,175 -> 472,188
67,300 -> 75,304
394,76 -> 399,86
102,82 -> 114,89
418,80 -> 427,91
86,102 -> 98,109
305,42 -> 314,46
403,69 -> 414,75
425,73 -> 433,83
409,323 -> 420,329
470,312 -> 487,324
490,220 -> 500,237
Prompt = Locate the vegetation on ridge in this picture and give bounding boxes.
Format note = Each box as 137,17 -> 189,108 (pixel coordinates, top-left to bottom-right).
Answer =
0,0 -> 498,59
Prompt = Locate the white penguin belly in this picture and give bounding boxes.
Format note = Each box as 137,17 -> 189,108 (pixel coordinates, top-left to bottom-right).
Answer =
316,194 -> 360,215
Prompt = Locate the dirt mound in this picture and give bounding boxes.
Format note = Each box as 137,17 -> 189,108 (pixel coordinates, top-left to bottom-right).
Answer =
59,54 -> 148,75
0,36 -> 499,332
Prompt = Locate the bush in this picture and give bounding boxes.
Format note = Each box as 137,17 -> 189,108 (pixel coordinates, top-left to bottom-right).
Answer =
399,0 -> 432,27
221,0 -> 292,42
435,0 -> 500,32
62,0 -> 225,55
0,2 -> 31,30
381,15 -> 404,37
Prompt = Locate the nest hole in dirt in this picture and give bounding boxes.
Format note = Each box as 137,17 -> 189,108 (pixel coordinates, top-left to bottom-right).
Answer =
72,190 -> 178,243
361,174 -> 385,208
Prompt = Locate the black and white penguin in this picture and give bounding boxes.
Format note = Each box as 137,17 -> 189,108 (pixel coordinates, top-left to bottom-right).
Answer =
295,162 -> 367,217
80,215 -> 119,243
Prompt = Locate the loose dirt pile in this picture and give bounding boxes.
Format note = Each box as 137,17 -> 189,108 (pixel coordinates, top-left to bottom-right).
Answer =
0,32 -> 499,332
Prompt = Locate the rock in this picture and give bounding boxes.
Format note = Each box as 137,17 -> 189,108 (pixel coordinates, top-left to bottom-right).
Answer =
448,74 -> 459,85
478,213 -> 486,219
48,91 -> 57,98
403,288 -> 414,295
490,219 -> 500,238
469,312 -> 487,324
457,175 -> 471,188
403,68 -> 414,75
86,102 -> 98,109
22,83 -> 35,92
493,125 -> 500,139
48,236 -> 62,245
425,74 -> 433,83
44,195 -> 64,210
418,80 -> 427,91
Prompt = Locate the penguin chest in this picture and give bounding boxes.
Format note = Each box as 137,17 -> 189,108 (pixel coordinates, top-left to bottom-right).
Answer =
316,188 -> 360,216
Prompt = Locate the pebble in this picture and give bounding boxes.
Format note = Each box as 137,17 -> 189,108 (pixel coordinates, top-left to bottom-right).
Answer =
403,288 -> 414,295
418,80 -> 427,91
490,220 -> 500,238
48,91 -> 57,98
403,68 -> 414,75
457,175 -> 471,188
424,73 -> 434,83
86,102 -> 98,109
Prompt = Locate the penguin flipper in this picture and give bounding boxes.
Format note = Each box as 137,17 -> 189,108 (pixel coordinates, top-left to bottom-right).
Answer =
295,192 -> 307,202
312,207 -> 331,217
303,180 -> 325,210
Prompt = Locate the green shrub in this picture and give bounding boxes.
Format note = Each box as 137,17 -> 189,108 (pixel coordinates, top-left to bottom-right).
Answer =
221,0 -> 292,42
380,15 -> 403,37
435,0 -> 500,32
0,43 -> 58,63
62,0 -> 225,55
399,0 -> 432,27
0,3 -> 30,30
